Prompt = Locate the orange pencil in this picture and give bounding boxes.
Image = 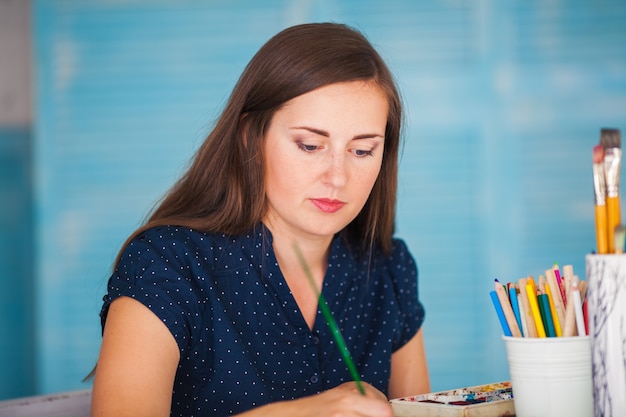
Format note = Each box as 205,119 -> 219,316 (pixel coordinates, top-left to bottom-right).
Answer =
538,275 -> 547,294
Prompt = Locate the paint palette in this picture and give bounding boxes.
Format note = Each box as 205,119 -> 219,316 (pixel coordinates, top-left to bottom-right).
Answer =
390,381 -> 515,416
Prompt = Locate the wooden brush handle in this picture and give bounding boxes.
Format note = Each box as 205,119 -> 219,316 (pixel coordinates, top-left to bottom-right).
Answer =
607,196 -> 621,253
596,204 -> 609,254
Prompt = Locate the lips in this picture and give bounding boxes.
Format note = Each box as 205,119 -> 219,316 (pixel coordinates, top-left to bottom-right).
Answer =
310,198 -> 346,213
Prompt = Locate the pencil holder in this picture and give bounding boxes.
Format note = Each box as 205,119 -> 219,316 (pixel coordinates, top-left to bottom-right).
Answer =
502,335 -> 592,417
586,254 -> 626,417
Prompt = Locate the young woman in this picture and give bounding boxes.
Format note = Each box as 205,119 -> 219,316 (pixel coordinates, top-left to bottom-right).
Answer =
91,22 -> 429,417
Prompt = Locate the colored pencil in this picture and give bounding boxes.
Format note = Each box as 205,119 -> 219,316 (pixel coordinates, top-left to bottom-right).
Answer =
562,264 -> 575,308
508,284 -> 523,336
552,264 -> 567,307
518,277 -> 538,338
571,278 -> 586,337
538,294 -> 556,337
578,279 -> 589,334
525,281 -> 546,338
543,283 -> 562,337
545,268 -> 566,330
490,290 -> 512,337
495,279 -> 521,337
516,292 -> 529,338
562,282 -> 577,337
489,266 -> 587,339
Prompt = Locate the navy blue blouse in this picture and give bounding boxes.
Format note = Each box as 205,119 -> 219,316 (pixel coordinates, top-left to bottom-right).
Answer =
101,224 -> 425,417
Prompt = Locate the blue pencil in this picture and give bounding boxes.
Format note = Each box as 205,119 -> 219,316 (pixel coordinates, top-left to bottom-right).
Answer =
490,290 -> 512,336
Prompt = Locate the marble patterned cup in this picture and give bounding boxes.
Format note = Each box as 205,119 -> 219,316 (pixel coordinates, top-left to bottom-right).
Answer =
586,254 -> 626,417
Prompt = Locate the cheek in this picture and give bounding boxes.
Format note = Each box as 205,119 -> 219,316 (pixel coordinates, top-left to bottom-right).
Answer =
355,160 -> 383,189
265,151 -> 305,196
353,164 -> 383,202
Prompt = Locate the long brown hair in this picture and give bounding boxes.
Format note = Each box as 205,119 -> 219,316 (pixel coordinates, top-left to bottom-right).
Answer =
116,22 -> 403,266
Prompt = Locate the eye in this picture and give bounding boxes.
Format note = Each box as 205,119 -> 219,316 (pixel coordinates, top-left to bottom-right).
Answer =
353,148 -> 375,157
296,141 -> 320,153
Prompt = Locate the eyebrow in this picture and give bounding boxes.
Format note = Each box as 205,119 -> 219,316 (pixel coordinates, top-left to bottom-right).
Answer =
290,126 -> 384,140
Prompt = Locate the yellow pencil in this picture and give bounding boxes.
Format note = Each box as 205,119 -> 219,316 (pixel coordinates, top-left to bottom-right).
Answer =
527,276 -> 538,297
525,282 -> 546,338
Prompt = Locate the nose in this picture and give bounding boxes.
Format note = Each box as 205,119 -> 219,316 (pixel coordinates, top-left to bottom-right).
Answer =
323,152 -> 348,188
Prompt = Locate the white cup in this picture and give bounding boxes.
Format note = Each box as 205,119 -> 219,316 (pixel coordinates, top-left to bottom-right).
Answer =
503,335 -> 593,417
586,254 -> 626,417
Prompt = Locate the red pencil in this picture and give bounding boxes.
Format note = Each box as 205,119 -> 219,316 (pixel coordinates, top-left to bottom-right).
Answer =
583,298 -> 589,334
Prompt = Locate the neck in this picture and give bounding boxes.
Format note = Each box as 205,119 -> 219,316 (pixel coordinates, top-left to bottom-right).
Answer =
262,219 -> 333,277
272,233 -> 331,279
263,221 -> 333,329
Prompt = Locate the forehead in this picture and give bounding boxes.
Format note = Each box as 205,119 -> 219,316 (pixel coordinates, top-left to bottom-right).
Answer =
286,80 -> 387,107
273,81 -> 389,130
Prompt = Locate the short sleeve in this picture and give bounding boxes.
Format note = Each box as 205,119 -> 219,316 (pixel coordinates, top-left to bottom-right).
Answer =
388,238 -> 425,352
100,228 -> 206,356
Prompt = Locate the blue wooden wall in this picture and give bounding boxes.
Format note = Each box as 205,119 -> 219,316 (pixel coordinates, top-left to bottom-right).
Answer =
0,127 -> 35,398
1,0 -> 625,399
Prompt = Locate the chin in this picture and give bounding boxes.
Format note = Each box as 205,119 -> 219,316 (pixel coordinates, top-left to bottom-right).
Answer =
304,219 -> 352,238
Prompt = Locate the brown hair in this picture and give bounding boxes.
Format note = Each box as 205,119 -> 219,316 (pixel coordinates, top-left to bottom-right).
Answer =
116,22 -> 403,265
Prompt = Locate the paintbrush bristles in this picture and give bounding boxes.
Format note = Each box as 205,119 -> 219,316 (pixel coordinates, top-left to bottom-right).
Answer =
601,128 -> 621,149
593,144 -> 605,164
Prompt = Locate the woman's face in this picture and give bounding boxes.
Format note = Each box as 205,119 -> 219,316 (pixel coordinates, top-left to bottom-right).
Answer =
263,81 -> 388,243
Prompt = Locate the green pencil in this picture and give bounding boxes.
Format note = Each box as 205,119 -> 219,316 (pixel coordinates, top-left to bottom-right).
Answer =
293,243 -> 366,395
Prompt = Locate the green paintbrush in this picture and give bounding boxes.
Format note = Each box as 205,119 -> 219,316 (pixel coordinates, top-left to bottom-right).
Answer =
293,242 -> 366,395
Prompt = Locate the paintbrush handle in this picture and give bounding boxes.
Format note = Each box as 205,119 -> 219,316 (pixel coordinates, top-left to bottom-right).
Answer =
317,294 -> 366,395
595,204 -> 609,254
293,243 -> 366,395
607,196 -> 621,253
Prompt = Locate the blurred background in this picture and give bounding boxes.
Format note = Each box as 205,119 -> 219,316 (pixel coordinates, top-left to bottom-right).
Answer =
1,0 -> 625,400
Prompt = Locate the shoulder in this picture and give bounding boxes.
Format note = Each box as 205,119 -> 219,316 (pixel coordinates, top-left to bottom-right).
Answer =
375,238 -> 419,293
131,225 -> 218,247
389,238 -> 413,260
360,237 -> 417,275
336,235 -> 418,281
127,225 -> 262,253
119,225 -> 265,268
387,238 -> 417,271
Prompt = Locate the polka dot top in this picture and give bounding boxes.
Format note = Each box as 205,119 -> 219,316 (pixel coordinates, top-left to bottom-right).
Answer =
100,224 -> 425,417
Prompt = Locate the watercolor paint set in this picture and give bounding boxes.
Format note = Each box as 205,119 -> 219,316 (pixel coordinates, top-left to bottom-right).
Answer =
390,381 -> 514,417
